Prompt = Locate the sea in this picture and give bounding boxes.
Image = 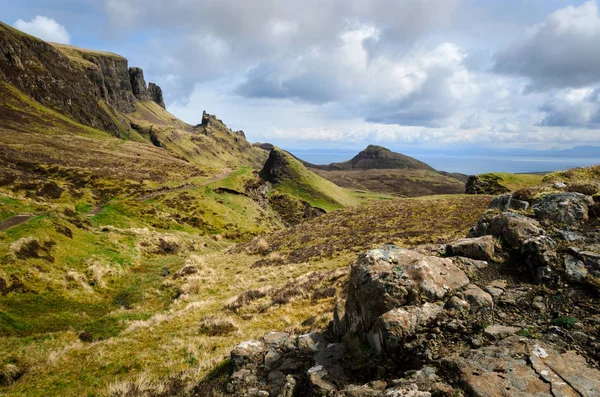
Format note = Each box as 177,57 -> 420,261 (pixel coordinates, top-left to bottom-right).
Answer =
289,150 -> 600,175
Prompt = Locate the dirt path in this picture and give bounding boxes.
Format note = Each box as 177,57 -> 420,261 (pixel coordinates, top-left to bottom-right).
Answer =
0,214 -> 35,231
84,168 -> 236,217
137,168 -> 234,201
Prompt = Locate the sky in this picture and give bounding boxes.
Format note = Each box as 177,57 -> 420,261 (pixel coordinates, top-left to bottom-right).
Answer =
3,0 -> 600,156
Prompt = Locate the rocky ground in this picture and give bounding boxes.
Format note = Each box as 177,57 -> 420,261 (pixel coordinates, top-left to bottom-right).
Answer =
228,189 -> 600,396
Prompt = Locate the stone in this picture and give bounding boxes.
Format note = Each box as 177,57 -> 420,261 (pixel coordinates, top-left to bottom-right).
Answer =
489,194 -> 530,211
343,248 -> 469,334
369,303 -> 443,354
565,254 -> 589,284
533,192 -> 593,225
472,211 -> 544,249
484,324 -> 520,339
451,256 -> 488,277
463,284 -> 493,312
465,175 -> 510,195
444,336 -> 600,396
445,296 -> 470,311
279,375 -> 297,397
446,235 -> 496,261
148,82 -> 165,108
231,340 -> 266,371
307,365 -> 337,395
298,332 -> 327,353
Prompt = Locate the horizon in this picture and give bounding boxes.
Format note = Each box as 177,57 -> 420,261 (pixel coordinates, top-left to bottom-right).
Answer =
3,0 -> 600,155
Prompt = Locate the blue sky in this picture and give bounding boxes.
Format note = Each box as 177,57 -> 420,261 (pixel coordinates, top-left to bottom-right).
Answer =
3,0 -> 600,154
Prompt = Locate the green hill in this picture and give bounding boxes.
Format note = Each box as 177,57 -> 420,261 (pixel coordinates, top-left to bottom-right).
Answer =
259,148 -> 357,223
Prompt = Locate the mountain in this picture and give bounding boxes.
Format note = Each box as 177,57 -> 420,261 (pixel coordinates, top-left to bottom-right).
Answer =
259,147 -> 357,223
323,144 -> 435,171
302,145 -> 465,197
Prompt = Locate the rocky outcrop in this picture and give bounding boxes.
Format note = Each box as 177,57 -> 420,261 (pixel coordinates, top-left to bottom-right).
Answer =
532,192 -> 593,225
128,67 -> 150,102
465,174 -> 510,195
228,187 -> 600,396
148,82 -> 165,108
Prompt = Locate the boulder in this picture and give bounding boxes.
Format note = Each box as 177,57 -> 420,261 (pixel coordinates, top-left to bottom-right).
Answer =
343,248 -> 469,334
483,324 -> 520,339
451,256 -> 488,277
533,193 -> 593,225
369,303 -> 444,354
471,211 -> 544,249
462,284 -> 493,312
444,336 -> 600,396
446,235 -> 496,261
465,174 -> 510,195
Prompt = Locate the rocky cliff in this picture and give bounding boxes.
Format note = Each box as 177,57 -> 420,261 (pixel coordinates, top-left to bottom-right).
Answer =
0,22 -> 121,133
0,22 -> 169,137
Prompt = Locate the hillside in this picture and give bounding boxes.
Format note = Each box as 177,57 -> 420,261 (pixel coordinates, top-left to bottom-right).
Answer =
259,148 -> 358,223
466,172 -> 545,194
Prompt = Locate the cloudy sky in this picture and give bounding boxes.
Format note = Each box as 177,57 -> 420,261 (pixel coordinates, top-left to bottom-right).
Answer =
4,0 -> 600,155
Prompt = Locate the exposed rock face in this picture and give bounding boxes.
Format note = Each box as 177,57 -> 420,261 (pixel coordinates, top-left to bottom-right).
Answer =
128,67 -> 150,101
0,22 -> 120,132
465,174 -> 510,195
532,192 -> 593,225
148,82 -> 165,108
444,336 -> 600,396
342,248 -> 469,335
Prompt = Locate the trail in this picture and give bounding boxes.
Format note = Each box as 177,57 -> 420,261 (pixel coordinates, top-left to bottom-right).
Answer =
0,214 -> 35,231
85,168 -> 235,217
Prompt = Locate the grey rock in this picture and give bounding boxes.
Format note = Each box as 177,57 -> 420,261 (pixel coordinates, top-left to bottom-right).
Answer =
446,235 -> 496,261
343,248 -> 469,334
451,256 -> 489,277
369,303 -> 444,354
445,296 -> 470,311
463,284 -> 493,312
472,211 -> 544,249
489,194 -> 529,211
444,336 -> 600,396
565,254 -> 589,284
533,192 -> 593,225
484,324 -> 520,339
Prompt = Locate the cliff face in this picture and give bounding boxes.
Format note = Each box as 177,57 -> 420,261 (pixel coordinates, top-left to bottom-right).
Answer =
0,22 -> 120,133
83,53 -> 137,113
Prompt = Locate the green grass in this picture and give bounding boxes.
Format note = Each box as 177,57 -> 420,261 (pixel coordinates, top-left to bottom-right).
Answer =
486,172 -> 545,191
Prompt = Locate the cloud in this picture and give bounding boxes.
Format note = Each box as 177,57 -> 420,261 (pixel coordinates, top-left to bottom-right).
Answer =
539,87 -> 600,127
495,1 -> 600,91
14,16 -> 71,44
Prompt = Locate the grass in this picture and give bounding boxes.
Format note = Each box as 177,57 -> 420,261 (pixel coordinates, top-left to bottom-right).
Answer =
485,172 -> 545,191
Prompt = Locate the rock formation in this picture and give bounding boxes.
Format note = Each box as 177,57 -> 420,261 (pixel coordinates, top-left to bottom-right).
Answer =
228,187 -> 600,396
465,174 -> 511,195
148,82 -> 165,108
128,67 -> 151,102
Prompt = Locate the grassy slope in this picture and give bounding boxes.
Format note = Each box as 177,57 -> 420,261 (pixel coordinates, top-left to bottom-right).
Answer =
264,148 -> 357,212
312,168 -> 465,197
486,172 -> 545,191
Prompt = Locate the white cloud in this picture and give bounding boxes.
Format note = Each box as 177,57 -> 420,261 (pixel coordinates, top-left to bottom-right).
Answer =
14,16 -> 71,44
495,1 -> 600,90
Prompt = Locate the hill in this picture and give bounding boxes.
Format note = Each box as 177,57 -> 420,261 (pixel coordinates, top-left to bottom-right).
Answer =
259,148 -> 357,223
322,144 -> 435,171
466,172 -> 545,194
300,145 -> 465,197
